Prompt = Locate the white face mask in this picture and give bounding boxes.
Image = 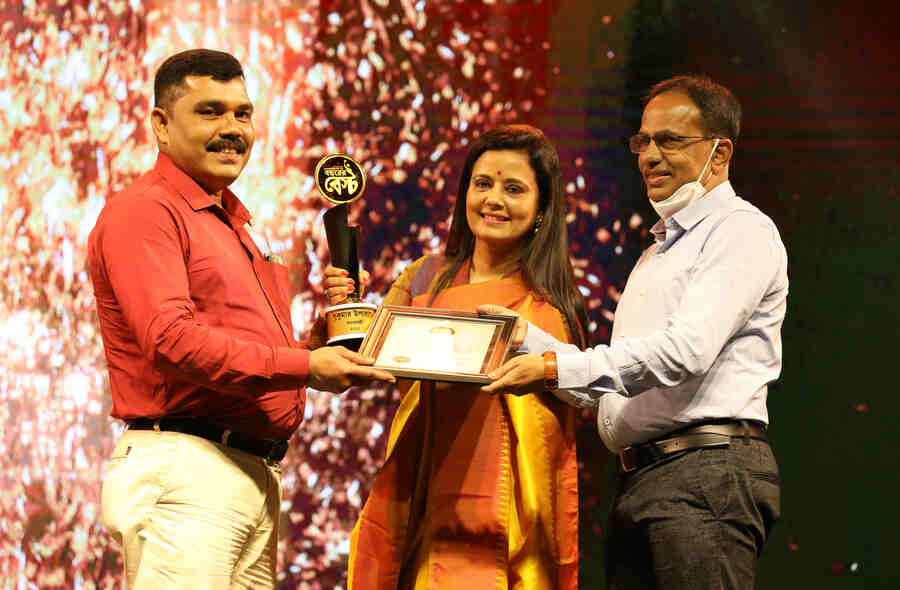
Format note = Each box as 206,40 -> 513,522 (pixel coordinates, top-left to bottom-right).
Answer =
649,139 -> 720,219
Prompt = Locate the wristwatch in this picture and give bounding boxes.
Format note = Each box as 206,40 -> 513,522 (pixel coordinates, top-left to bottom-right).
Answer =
542,351 -> 558,391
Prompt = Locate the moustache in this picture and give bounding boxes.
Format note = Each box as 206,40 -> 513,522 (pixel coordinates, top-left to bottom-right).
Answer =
206,137 -> 248,154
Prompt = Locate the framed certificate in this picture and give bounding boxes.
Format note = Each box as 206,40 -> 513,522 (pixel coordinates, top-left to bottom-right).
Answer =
358,305 -> 518,384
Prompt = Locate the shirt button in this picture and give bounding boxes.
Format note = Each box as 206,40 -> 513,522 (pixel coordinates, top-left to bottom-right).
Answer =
604,418 -> 612,426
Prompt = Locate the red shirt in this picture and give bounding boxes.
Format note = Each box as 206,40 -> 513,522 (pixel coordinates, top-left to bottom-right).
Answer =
88,153 -> 309,439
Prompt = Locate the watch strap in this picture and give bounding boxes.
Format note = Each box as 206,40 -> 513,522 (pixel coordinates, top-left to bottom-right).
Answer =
542,351 -> 558,391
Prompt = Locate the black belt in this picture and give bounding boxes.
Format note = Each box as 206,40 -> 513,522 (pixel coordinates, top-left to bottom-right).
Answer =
128,418 -> 289,462
618,420 -> 767,474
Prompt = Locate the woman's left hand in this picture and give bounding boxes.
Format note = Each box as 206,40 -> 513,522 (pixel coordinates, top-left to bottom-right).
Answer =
476,304 -> 528,349
322,265 -> 370,304
481,353 -> 545,396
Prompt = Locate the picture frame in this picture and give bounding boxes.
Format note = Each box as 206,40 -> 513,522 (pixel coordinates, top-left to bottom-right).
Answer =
358,305 -> 518,384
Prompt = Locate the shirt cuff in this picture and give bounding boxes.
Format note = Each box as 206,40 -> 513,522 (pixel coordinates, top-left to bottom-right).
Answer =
273,347 -> 310,383
556,351 -> 589,390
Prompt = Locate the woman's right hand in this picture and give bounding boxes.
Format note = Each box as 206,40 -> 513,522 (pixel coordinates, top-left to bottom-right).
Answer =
323,265 -> 370,305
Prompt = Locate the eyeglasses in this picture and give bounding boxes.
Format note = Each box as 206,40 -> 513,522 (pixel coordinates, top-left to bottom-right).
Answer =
628,133 -> 719,154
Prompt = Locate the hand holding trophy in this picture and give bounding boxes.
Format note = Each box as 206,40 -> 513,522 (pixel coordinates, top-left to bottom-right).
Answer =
315,154 -> 377,351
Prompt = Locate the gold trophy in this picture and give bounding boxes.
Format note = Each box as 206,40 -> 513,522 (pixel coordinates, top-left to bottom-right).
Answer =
315,154 -> 377,351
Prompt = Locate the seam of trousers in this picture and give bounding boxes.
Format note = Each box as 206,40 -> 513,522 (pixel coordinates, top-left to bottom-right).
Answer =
256,461 -> 272,527
705,450 -> 728,586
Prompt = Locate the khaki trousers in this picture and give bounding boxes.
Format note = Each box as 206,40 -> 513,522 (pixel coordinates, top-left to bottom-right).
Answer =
101,429 -> 282,589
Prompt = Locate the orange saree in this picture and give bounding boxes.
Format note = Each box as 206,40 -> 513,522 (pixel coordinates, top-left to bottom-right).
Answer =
348,257 -> 578,590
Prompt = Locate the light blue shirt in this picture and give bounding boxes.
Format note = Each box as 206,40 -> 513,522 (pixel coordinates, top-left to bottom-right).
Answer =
524,181 -> 788,452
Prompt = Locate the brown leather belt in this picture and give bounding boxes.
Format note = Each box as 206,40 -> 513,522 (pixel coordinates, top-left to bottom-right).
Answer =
618,420 -> 767,474
128,418 -> 289,461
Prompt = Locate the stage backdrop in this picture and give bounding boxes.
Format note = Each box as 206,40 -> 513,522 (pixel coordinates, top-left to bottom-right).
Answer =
1,1 -> 630,588
2,0 -> 898,589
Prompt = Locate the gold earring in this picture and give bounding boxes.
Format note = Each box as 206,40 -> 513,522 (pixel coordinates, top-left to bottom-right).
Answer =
534,213 -> 544,234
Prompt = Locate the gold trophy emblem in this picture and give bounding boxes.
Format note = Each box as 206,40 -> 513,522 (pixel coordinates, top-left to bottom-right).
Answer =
315,154 -> 377,351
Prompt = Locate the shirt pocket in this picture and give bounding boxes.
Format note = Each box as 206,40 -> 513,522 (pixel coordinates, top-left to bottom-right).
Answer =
259,259 -> 292,313
187,236 -> 260,312
254,258 -> 294,335
649,248 -> 698,315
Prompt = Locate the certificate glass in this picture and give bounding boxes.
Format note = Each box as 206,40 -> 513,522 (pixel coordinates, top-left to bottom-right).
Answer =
359,305 -> 517,383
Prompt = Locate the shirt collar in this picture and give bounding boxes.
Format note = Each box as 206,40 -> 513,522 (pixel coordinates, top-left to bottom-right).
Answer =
154,152 -> 252,225
650,180 -> 736,246
672,180 -> 736,230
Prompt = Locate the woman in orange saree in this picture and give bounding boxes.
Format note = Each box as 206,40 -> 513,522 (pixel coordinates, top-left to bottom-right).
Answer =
325,125 -> 589,589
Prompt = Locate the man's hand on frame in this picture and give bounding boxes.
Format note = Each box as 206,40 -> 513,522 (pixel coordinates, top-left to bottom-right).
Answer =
481,353 -> 545,396
308,346 -> 395,393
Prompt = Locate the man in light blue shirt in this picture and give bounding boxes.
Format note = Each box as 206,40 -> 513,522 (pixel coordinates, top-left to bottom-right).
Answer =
482,75 -> 786,589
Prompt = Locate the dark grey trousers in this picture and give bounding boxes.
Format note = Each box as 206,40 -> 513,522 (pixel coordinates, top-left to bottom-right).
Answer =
605,438 -> 780,590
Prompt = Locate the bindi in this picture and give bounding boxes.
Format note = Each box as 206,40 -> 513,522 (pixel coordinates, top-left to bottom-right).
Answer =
496,170 -> 502,176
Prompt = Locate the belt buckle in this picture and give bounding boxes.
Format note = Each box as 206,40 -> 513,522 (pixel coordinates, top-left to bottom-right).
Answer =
618,446 -> 638,473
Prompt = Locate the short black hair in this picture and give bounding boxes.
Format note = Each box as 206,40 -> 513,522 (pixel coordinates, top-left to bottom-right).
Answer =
154,49 -> 244,110
646,75 -> 742,143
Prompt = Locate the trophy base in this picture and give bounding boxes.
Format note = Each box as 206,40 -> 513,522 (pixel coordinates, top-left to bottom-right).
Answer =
326,332 -> 366,352
325,302 -> 377,352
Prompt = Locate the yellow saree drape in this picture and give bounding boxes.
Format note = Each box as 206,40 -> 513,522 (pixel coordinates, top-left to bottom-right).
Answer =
348,257 -> 578,590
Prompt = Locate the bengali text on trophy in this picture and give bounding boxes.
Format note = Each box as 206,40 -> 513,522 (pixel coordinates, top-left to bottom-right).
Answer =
315,154 -> 377,351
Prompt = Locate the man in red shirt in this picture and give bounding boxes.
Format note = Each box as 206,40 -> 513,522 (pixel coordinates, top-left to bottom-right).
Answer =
88,49 -> 394,589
